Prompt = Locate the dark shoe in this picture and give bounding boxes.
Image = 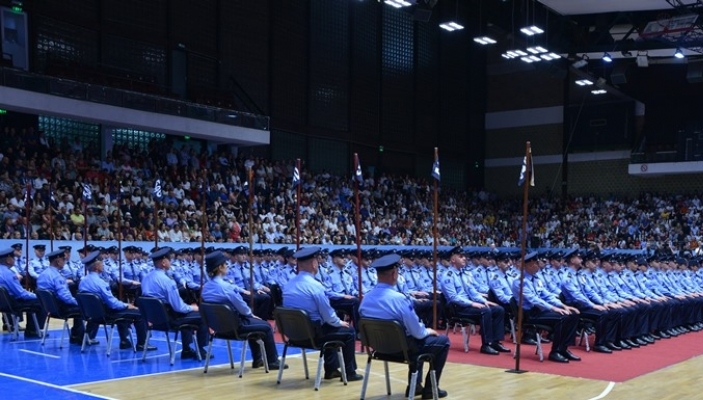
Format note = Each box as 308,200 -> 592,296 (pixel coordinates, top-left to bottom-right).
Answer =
119,340 -> 133,350
24,331 -> 44,339
625,339 -> 639,348
593,345 -> 612,354
87,339 -> 100,346
635,338 -> 648,346
490,342 -> 511,353
200,349 -> 213,359
617,340 -> 631,350
643,335 -> 655,344
650,332 -> 661,340
606,342 -> 622,351
268,362 -> 288,370
181,349 -> 198,359
345,373 -> 364,382
136,344 -> 158,351
561,349 -> 581,361
324,370 -> 343,380
480,345 -> 499,355
405,383 -> 424,397
421,389 -> 448,399
540,336 -> 551,344
521,337 -> 538,345
252,359 -> 265,369
548,351 -> 569,363
69,336 -> 82,345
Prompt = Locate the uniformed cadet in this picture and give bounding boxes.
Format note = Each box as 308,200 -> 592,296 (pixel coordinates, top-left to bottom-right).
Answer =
201,251 -> 287,370
282,246 -> 363,382
0,247 -> 46,338
78,251 -> 156,351
28,244 -> 49,280
275,249 -> 297,287
441,246 -> 508,355
351,249 -> 377,295
359,254 -> 450,399
37,249 -> 98,345
560,250 -> 618,353
10,243 -> 25,278
231,246 -> 273,319
511,251 -> 579,363
141,247 -> 210,360
325,248 -> 360,330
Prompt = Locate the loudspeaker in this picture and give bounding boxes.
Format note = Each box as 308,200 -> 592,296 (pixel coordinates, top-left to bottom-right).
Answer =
610,63 -> 629,85
687,62 -> 703,83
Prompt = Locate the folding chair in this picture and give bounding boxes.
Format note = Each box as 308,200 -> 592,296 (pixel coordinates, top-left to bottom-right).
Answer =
76,292 -> 135,356
440,294 -> 480,352
137,296 -> 202,365
35,289 -> 80,348
509,297 -> 553,362
0,287 -> 42,341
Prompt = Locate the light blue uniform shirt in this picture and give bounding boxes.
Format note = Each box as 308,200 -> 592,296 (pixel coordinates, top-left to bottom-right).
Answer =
0,264 -> 36,300
561,269 -> 595,308
37,266 -> 76,306
201,276 -> 253,317
325,267 -> 357,298
282,271 -> 342,326
441,268 -> 486,306
511,272 -> 562,311
141,269 -> 193,314
78,272 -> 128,311
29,257 -> 49,279
487,269 -> 513,304
359,283 -> 429,339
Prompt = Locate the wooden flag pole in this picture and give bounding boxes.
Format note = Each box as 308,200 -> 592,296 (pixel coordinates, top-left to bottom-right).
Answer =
508,140 -> 532,374
117,186 -> 123,301
23,182 -> 31,290
432,147 -> 439,330
248,167 -> 255,311
198,174 -> 207,303
354,153 -> 362,301
295,159 -> 301,251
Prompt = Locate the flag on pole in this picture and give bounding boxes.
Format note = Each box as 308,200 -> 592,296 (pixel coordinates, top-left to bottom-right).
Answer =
355,161 -> 363,184
153,179 -> 163,201
292,166 -> 300,188
431,158 -> 441,181
517,149 -> 535,187
82,183 -> 92,202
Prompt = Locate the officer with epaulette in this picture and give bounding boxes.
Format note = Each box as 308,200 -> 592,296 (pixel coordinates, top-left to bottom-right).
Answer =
351,249 -> 377,295
442,246 -> 508,355
10,243 -> 25,278
325,248 -> 360,329
359,254 -> 450,399
511,251 -> 579,363
0,247 -> 46,338
275,249 -> 297,287
234,245 -> 273,319
28,244 -> 49,281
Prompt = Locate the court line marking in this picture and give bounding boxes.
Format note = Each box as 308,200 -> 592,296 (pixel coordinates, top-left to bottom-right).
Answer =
0,372 -> 119,400
18,349 -> 61,359
67,352 -> 307,387
588,381 -> 615,400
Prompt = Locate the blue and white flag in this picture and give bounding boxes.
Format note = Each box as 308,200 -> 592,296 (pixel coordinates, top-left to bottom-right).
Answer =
431,158 -> 440,181
153,179 -> 163,200
355,161 -> 363,184
82,183 -> 92,202
292,166 -> 300,188
517,150 -> 535,187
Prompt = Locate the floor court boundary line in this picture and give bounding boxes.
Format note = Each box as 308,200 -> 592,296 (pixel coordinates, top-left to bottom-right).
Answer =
587,382 -> 615,400
18,349 -> 61,359
68,352 -> 307,387
0,372 -> 119,400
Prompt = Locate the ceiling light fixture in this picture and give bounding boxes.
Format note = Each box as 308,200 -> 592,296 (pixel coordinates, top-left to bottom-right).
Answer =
602,53 -> 613,63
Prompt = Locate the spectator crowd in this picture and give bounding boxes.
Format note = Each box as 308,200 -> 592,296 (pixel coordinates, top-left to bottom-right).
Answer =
1,124 -> 702,255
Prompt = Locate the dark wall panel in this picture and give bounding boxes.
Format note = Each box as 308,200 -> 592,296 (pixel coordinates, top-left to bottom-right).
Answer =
415,17 -> 439,151
34,16 -> 99,71
309,0 -> 349,133
102,35 -> 166,85
350,0 -> 380,143
381,8 -> 414,144
102,0 -> 167,43
270,1 -> 308,130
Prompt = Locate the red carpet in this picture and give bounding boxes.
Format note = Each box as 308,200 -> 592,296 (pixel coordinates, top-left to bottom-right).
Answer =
444,329 -> 703,382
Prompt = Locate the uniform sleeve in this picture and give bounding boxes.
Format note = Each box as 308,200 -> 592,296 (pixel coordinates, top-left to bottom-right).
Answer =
400,297 -> 429,339
163,277 -> 192,314
226,286 -> 253,317
100,281 -> 128,310
315,289 -> 342,326
441,272 -> 471,307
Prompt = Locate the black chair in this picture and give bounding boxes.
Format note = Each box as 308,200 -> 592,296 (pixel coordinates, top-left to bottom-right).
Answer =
358,318 -> 439,400
136,296 -> 202,365
488,289 -> 517,344
273,307 -> 347,391
439,294 -> 480,353
509,297 -> 553,362
200,302 -> 269,377
35,289 -> 81,348
75,292 -> 135,356
0,286 -> 42,341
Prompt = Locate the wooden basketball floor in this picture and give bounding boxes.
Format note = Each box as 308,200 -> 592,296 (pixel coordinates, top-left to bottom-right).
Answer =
71,344 -> 703,400
4,318 -> 701,400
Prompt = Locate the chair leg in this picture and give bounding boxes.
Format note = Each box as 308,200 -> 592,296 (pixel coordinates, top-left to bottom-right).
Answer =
385,361 -> 392,395
461,326 -> 469,353
167,331 -> 175,366
338,348 -> 347,385
258,339 -> 269,373
536,332 -> 543,362
314,350 -> 324,391
226,340 -> 234,369
302,349 -> 309,379
141,330 -> 151,362
408,370 -> 418,400
276,344 -> 288,384
239,339 -> 248,378
41,316 -> 51,346
204,337 -> 214,373
107,325 -> 115,357
59,320 -> 68,349
11,315 -> 19,340
509,318 -> 517,344
193,332 -> 202,362
360,356 -> 372,400
31,313 -> 43,338
81,330 -> 89,352
429,369 -> 439,400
